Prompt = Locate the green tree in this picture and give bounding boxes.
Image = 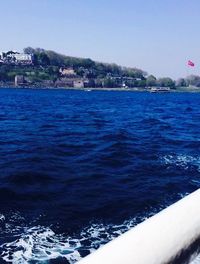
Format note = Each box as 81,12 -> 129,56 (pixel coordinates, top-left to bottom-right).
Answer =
186,75 -> 200,87
176,78 -> 187,87
36,53 -> 50,66
157,77 -> 175,88
23,47 -> 35,54
146,75 -> 157,87
103,77 -> 119,88
0,65 -> 9,81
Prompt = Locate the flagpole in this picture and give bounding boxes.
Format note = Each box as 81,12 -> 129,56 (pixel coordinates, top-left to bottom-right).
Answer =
186,60 -> 195,87
186,60 -> 189,78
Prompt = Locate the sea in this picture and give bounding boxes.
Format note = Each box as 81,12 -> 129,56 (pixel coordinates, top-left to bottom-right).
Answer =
0,88 -> 200,263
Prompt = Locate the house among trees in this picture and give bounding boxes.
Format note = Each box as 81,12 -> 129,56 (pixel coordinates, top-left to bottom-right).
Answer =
59,67 -> 76,77
73,79 -> 84,88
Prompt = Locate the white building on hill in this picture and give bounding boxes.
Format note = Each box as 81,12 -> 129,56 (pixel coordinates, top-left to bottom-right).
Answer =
0,51 -> 33,64
9,53 -> 33,64
13,53 -> 33,64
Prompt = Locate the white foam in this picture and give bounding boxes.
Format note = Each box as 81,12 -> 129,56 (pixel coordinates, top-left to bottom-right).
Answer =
0,214 -> 5,222
0,217 -> 143,264
0,226 -> 82,263
162,154 -> 200,171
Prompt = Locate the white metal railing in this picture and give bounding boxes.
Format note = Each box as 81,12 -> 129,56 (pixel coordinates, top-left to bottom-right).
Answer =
77,189 -> 200,264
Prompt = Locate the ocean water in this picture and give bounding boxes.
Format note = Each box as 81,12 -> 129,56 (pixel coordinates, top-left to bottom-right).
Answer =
0,88 -> 200,263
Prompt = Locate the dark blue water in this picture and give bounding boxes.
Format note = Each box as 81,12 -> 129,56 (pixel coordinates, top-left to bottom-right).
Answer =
0,88 -> 200,263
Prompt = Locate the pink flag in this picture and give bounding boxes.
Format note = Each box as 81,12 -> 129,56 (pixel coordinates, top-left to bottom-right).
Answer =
188,60 -> 195,67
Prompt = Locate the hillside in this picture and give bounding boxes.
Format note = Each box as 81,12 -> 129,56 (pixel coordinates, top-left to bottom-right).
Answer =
0,47 -> 176,89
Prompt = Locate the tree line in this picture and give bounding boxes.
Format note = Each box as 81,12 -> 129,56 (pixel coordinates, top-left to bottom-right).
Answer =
0,47 -> 199,88
23,47 -> 147,80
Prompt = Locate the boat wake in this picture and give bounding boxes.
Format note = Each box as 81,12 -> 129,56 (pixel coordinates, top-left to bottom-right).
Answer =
1,225 -> 81,264
0,198 -> 188,264
0,216 -> 141,264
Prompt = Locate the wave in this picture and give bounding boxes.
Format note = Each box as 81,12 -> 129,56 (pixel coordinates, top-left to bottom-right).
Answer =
161,154 -> 200,172
7,172 -> 55,186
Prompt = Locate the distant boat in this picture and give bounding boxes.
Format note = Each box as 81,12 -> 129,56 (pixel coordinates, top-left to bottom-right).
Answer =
150,87 -> 170,93
85,89 -> 92,92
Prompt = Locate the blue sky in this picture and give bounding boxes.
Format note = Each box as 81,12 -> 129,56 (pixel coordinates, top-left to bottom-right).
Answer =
0,0 -> 200,79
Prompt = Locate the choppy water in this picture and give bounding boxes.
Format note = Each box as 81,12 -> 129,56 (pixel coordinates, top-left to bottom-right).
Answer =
0,88 -> 200,263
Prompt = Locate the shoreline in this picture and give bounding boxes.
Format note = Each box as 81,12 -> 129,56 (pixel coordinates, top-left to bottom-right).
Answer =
0,85 -> 200,93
